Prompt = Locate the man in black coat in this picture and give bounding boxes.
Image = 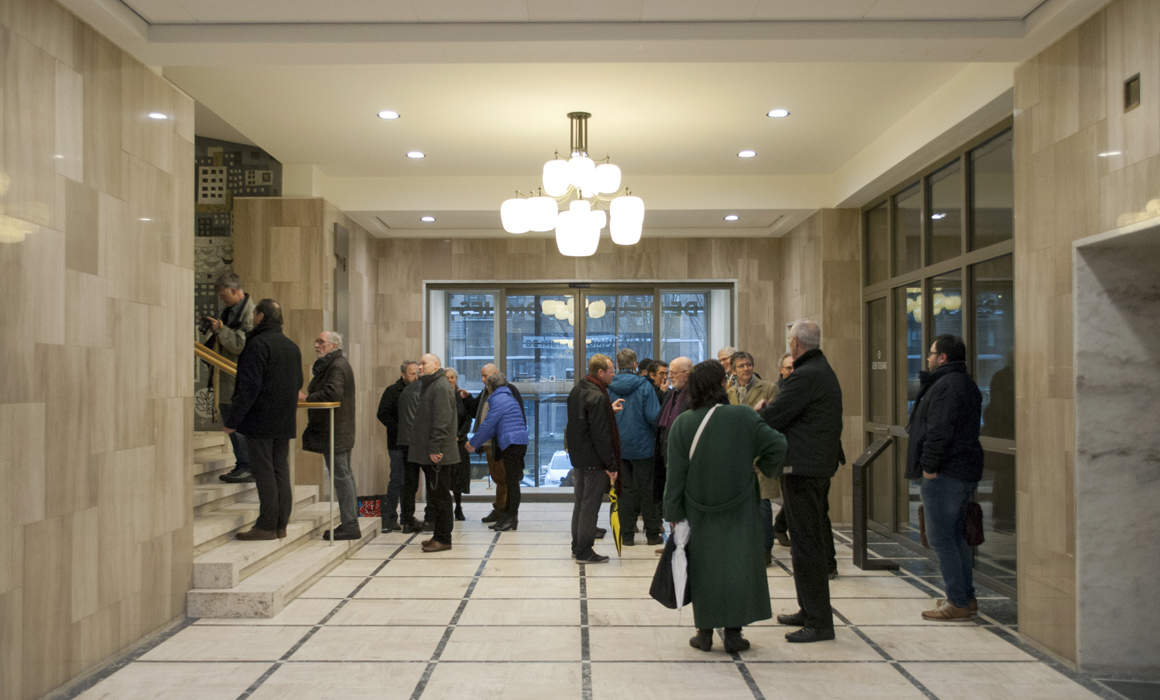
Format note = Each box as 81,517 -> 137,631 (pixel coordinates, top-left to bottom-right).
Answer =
300,331 -> 360,541
566,354 -> 624,563
377,360 -> 419,532
758,319 -> 843,643
225,299 -> 303,541
410,353 -> 460,553
905,334 -> 984,622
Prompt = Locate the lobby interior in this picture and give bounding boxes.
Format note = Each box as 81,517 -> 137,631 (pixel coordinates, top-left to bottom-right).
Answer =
2,0 -> 1160,698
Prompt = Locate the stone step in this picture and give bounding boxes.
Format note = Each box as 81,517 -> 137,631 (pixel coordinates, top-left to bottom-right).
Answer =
192,502 -> 343,589
194,447 -> 233,468
194,432 -> 228,451
193,481 -> 258,516
194,485 -> 318,554
194,464 -> 236,486
187,516 -> 380,619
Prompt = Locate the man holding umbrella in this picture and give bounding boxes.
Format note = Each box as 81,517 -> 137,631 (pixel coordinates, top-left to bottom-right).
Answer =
566,354 -> 624,563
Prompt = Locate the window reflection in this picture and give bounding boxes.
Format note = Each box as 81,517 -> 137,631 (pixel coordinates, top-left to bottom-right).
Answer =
929,159 -> 962,264
894,183 -> 922,276
974,256 -> 1015,439
660,292 -> 709,363
971,130 -> 1014,250
866,203 -> 889,285
931,272 -> 963,339
895,285 -> 923,425
974,450 -> 1017,588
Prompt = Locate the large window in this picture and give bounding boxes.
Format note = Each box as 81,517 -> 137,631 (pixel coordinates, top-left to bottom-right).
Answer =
429,283 -> 733,490
862,121 -> 1017,596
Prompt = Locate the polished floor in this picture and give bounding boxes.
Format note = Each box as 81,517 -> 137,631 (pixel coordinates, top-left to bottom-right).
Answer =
70,502 -> 1120,700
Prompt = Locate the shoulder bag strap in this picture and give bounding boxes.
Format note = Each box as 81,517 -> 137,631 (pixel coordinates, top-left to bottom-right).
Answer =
688,404 -> 721,460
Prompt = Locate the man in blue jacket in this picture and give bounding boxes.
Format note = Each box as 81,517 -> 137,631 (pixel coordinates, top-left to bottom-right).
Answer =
905,334 -> 984,622
608,348 -> 662,546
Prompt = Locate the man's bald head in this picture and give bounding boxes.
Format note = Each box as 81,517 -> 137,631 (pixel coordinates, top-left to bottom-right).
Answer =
418,353 -> 442,376
668,357 -> 693,389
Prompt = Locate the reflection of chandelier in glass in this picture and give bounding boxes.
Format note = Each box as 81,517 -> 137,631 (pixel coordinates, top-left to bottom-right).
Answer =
501,112 -> 644,257
905,289 -> 962,321
541,298 -> 607,327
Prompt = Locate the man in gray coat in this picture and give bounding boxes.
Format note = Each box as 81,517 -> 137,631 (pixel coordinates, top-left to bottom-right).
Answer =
204,272 -> 256,483
410,353 -> 460,552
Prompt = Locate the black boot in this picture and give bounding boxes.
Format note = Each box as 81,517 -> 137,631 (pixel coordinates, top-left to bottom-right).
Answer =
481,509 -> 501,523
689,629 -> 713,652
454,505 -> 465,521
723,627 -> 750,653
492,514 -> 518,532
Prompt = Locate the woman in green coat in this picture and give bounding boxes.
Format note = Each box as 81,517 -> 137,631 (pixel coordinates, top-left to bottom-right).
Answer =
664,360 -> 787,654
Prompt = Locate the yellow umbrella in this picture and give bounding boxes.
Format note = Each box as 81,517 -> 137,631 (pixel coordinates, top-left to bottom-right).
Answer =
609,482 -> 623,557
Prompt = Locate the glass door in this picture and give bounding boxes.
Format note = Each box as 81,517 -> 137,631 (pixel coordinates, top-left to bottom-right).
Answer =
504,292 -> 577,487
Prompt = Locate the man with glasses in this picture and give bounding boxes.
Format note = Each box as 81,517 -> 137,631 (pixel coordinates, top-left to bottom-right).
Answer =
654,356 -> 692,552
648,360 -> 669,403
728,352 -> 782,564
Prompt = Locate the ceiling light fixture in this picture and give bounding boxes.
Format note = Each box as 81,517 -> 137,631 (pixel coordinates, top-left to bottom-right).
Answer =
421,216 -> 435,222
377,110 -> 400,120
767,109 -> 790,118
1098,151 -> 1121,157
738,150 -> 756,158
148,112 -> 168,120
931,213 -> 947,220
724,215 -> 739,221
501,112 -> 644,257
407,151 -> 425,159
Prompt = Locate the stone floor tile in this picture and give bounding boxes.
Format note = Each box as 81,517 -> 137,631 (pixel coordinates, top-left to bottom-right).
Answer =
470,576 -> 580,599
75,662 -> 267,700
861,625 -> 1035,661
247,662 -> 427,700
440,625 -> 582,661
456,598 -> 580,626
291,625 -> 444,661
139,626 -> 309,661
903,662 -> 1104,700
325,598 -> 461,626
422,662 -> 583,699
590,661 -> 752,699
355,576 -> 474,599
747,661 -> 929,699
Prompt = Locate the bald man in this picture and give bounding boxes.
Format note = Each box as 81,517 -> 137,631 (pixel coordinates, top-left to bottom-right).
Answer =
461,363 -> 524,523
410,353 -> 460,552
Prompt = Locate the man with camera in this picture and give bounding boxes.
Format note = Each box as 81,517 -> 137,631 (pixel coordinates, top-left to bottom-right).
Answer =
202,272 -> 256,483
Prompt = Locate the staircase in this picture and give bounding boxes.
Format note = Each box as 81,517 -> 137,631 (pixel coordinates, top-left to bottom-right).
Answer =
187,432 -> 380,618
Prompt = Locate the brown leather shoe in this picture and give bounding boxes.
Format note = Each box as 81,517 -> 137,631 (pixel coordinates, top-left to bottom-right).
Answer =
421,541 -> 452,553
922,602 -> 974,621
276,528 -> 287,539
237,527 -> 277,541
421,538 -> 434,547
774,531 -> 791,547
936,598 -> 978,614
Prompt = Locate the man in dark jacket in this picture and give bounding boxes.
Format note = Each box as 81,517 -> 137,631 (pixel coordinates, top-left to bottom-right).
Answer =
225,299 -> 303,541
300,331 -> 360,541
566,354 -> 623,563
608,349 -> 662,547
377,359 -> 419,532
411,353 -> 460,553
758,319 -> 843,643
906,334 -> 984,622
460,363 -> 524,523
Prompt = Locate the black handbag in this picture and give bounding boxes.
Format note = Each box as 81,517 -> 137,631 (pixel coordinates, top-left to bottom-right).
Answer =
649,536 -> 691,609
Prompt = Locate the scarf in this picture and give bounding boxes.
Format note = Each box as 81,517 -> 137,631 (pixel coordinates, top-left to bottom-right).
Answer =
657,386 -> 686,431
585,374 -> 622,468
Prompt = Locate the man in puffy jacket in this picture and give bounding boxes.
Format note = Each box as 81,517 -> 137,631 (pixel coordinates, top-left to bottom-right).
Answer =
906,334 -> 984,622
467,371 -> 529,532
300,331 -> 359,541
410,353 -> 460,553
608,348 -> 662,547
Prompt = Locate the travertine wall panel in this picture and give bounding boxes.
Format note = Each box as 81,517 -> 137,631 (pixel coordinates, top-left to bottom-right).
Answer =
1013,0 -> 1160,663
0,0 -> 195,697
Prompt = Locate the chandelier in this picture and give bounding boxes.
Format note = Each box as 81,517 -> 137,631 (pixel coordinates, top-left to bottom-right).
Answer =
501,112 -> 645,257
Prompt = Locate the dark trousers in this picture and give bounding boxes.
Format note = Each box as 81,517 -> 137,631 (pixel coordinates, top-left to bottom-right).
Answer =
571,468 -> 609,558
500,443 -> 526,519
782,474 -> 835,630
821,478 -> 836,573
422,464 -> 454,544
219,404 -> 250,469
383,448 -> 406,525
402,461 -> 427,526
484,445 -> 508,511
620,457 -> 662,539
760,499 -> 792,551
248,437 -> 292,532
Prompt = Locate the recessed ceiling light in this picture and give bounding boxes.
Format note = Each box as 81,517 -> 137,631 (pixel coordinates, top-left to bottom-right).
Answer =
724,215 -> 739,221
139,217 -> 152,222
407,151 -> 425,159
738,150 -> 756,158
1098,151 -> 1121,157
377,110 -> 400,120
147,112 -> 168,120
421,216 -> 435,222
931,213 -> 947,220
767,109 -> 790,118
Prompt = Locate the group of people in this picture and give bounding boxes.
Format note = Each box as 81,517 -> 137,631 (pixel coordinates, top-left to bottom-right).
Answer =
207,275 -> 987,651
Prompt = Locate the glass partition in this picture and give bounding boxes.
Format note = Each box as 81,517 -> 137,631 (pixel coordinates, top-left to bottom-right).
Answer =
975,256 -> 1015,440
971,130 -> 1014,250
866,203 -> 890,285
893,183 -> 922,276
929,159 -> 963,265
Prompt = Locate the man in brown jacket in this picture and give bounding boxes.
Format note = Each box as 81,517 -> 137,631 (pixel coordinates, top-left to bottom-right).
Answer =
300,331 -> 360,541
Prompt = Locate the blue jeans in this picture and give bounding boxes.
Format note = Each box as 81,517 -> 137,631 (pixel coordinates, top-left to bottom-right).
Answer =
920,475 -> 978,608
219,404 -> 249,470
323,451 -> 359,527
383,449 -> 407,525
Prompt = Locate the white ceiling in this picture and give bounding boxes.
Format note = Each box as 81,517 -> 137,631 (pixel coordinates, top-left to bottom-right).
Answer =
56,0 -> 1107,237
124,0 -> 1047,24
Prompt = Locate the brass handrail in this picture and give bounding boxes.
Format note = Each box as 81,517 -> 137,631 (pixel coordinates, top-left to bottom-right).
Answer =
195,341 -> 237,375
299,401 -> 340,408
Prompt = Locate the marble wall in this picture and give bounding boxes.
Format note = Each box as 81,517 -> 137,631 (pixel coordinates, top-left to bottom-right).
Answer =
1013,0 -> 1160,663
0,0 -> 196,697
1073,225 -> 1160,674
231,198 -> 380,498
